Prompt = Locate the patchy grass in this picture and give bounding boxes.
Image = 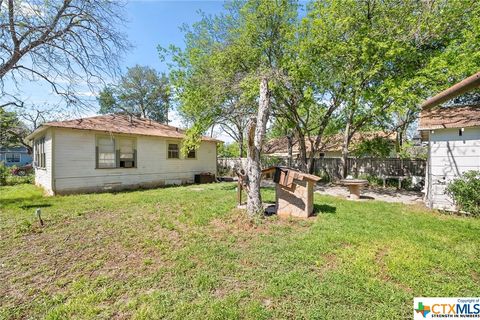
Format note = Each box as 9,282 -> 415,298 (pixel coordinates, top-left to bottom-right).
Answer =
0,183 -> 479,319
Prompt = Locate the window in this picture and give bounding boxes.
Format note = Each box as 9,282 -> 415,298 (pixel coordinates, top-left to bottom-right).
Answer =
96,136 -> 136,169
119,138 -> 135,168
187,149 -> 196,159
97,137 -> 116,168
6,153 -> 20,163
34,137 -> 46,168
168,143 -> 179,159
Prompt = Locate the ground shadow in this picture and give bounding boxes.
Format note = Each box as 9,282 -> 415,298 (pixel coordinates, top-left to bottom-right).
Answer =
219,183 -> 237,191
360,195 -> 375,200
0,195 -> 45,207
312,203 -> 336,215
20,203 -> 52,210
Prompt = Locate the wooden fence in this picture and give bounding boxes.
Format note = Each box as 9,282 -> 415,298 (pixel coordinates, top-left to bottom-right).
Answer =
217,157 -> 426,181
311,157 -> 426,180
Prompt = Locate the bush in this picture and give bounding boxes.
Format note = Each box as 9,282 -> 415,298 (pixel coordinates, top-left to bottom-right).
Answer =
446,171 -> 480,216
0,162 -> 7,186
0,162 -> 34,186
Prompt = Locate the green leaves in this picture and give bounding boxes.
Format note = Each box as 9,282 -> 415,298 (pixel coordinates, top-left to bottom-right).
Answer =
97,65 -> 171,124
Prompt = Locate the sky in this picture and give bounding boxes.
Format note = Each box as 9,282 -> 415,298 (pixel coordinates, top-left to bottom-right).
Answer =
5,1 -> 233,140
120,1 -> 229,139
123,1 -> 225,74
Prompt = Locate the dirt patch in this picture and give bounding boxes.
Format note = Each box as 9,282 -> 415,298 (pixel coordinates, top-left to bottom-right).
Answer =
471,270 -> 479,284
0,209 -> 180,310
209,209 -> 313,240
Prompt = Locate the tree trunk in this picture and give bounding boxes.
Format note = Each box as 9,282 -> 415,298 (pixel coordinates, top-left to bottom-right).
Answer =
237,123 -> 244,157
245,77 -> 270,216
286,133 -> 293,167
341,119 -> 351,178
307,138 -> 316,174
296,130 -> 308,172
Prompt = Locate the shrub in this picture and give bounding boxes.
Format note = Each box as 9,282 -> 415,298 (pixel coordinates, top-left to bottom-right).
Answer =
0,162 -> 7,186
446,171 -> 480,216
0,162 -> 34,186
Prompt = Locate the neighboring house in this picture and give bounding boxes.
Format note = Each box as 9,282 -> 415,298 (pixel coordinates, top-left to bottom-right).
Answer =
419,71 -> 480,211
263,131 -> 397,158
419,105 -> 480,210
26,114 -> 221,195
0,146 -> 32,167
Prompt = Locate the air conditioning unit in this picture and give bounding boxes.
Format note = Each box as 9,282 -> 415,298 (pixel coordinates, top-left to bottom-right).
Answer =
122,161 -> 133,168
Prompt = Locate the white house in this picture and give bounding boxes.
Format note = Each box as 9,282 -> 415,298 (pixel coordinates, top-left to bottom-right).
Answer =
419,105 -> 480,210
27,114 -> 220,195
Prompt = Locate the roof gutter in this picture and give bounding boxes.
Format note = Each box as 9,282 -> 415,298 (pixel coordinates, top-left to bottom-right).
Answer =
26,125 -> 49,141
421,71 -> 480,109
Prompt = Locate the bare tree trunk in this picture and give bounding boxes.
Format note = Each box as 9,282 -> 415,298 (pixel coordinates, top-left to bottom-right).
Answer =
237,123 -> 244,157
245,77 -> 270,216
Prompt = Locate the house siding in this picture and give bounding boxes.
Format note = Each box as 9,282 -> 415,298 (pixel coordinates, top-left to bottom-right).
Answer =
34,129 -> 54,195
425,127 -> 480,211
50,128 -> 217,194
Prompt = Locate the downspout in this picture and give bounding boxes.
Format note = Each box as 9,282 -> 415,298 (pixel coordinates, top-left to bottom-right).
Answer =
427,131 -> 432,208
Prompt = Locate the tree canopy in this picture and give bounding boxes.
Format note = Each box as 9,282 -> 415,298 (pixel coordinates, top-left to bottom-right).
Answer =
0,0 -> 129,108
98,65 -> 171,123
166,0 -> 480,215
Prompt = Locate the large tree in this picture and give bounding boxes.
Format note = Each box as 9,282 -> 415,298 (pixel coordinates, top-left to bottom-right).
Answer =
0,0 -> 129,108
98,65 -> 171,123
0,108 -> 30,151
303,0 -> 480,177
168,0 -> 299,216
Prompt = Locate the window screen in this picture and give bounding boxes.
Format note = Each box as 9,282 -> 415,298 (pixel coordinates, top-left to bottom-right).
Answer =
98,137 -> 116,168
118,138 -> 135,168
168,143 -> 179,159
34,137 -> 46,168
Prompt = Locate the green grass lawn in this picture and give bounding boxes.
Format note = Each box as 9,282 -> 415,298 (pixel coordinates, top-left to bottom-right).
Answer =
1,183 -> 479,319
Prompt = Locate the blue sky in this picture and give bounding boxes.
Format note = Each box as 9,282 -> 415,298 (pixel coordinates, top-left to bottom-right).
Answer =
120,1 -> 228,135
123,1 -> 225,73
5,1 -> 229,135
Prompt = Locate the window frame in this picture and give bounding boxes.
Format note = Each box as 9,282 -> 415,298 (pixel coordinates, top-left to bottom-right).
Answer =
6,153 -> 21,163
186,148 -> 197,160
167,142 -> 180,159
34,137 -> 46,169
96,136 -> 116,169
95,135 -> 137,169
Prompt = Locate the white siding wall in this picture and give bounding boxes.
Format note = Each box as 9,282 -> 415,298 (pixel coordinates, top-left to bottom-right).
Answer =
51,128 -> 217,194
426,127 -> 480,210
34,129 -> 54,195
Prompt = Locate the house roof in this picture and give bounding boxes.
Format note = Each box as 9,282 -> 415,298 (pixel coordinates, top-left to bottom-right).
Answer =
418,105 -> 480,131
26,114 -> 221,142
0,146 -> 30,152
421,71 -> 480,109
263,131 -> 396,156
